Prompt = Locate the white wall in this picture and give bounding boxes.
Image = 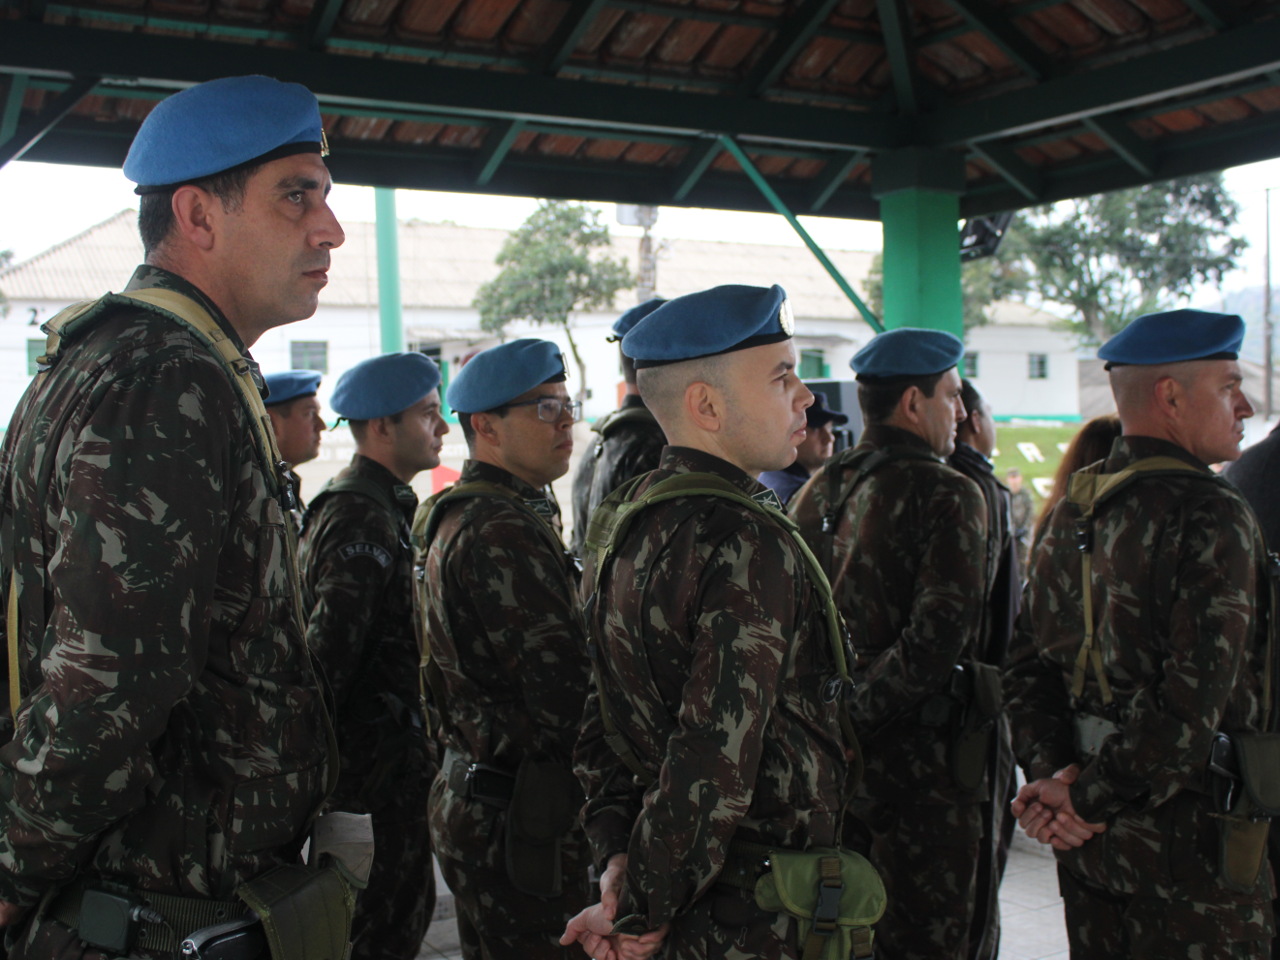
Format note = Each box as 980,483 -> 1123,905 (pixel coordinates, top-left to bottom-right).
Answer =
964,323 -> 1079,420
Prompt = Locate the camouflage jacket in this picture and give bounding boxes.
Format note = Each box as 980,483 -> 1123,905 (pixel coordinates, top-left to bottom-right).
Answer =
0,266 -> 330,907
299,454 -> 427,806
949,441 -> 1019,666
416,459 -> 588,864
1005,436 -> 1272,902
569,395 -> 666,556
790,424 -> 989,803
576,446 -> 852,934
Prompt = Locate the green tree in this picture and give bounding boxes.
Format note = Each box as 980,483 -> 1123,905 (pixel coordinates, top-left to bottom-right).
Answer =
474,201 -> 633,401
862,250 -> 1028,333
1008,174 -> 1246,343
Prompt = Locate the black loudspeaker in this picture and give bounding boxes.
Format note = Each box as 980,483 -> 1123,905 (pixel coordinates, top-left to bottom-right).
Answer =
805,379 -> 861,452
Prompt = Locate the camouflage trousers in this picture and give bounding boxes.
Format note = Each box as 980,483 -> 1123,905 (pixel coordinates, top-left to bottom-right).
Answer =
968,720 -> 1017,960
659,884 -> 802,960
1058,865 -> 1273,960
847,799 -> 983,960
439,856 -> 590,960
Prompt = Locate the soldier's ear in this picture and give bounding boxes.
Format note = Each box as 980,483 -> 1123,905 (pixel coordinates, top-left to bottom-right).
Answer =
684,380 -> 723,433
470,410 -> 502,446
170,185 -> 217,252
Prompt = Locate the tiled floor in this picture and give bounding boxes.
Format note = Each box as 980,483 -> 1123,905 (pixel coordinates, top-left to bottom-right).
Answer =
415,831 -> 1071,960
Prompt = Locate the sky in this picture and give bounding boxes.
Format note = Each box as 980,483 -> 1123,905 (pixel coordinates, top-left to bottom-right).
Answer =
2,155 -> 1280,297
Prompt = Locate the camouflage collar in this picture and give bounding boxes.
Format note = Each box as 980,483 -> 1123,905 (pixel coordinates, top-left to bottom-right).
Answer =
656,446 -> 766,499
460,459 -> 560,519
123,264 -> 246,354
1104,435 -> 1210,473
860,423 -> 940,459
349,454 -> 419,515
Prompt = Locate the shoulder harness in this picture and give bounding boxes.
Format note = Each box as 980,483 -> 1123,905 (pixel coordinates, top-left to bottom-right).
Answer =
580,471 -> 863,790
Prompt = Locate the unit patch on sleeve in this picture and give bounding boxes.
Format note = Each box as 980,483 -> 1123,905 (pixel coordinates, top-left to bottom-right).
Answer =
339,541 -> 394,568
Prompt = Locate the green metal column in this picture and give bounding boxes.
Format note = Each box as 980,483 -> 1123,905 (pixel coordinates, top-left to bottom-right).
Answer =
872,149 -> 966,335
375,186 -> 404,353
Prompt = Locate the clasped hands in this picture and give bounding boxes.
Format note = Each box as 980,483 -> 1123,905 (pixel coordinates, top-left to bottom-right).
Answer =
561,854 -> 669,960
1011,763 -> 1107,851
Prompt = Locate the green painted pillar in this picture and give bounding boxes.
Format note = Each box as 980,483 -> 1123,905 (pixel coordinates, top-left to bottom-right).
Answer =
375,187 -> 404,353
872,149 -> 966,335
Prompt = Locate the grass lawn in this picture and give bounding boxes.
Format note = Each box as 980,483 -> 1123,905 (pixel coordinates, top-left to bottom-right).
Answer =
990,420 -> 1088,506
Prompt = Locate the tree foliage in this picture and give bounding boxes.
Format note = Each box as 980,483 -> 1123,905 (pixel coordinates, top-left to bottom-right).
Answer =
1006,173 -> 1246,343
474,201 -> 633,400
862,251 -> 1028,333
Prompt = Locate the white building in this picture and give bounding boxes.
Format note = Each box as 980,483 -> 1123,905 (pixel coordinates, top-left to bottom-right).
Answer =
0,210 -> 1081,500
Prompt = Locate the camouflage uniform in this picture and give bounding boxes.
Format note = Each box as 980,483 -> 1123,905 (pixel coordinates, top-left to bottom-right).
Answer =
417,460 -> 590,960
0,266 -> 331,958
948,441 -> 1019,960
299,454 -> 436,960
1005,435 -> 1275,957
569,395 -> 665,556
790,424 -> 989,960
576,446 -> 853,958
1008,486 -> 1035,574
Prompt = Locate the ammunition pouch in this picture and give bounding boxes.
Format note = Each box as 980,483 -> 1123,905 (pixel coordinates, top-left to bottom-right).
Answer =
235,864 -> 355,960
748,845 -> 886,960
1207,732 -> 1280,893
504,758 -> 580,898
1072,712 -> 1120,759
948,661 -> 1002,793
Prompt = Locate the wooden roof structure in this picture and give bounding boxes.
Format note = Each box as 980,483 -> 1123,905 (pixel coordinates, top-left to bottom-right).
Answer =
4,0 -> 1280,220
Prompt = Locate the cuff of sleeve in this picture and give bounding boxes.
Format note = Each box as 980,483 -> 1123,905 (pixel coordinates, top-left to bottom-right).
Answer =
1069,765 -> 1120,824
611,913 -> 650,937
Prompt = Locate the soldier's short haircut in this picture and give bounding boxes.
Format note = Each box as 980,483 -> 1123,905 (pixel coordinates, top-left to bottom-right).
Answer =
636,355 -> 731,433
959,379 -> 983,420
620,349 -> 639,387
457,407 -> 510,450
138,163 -> 262,259
1109,363 -> 1193,419
858,371 -> 946,425
347,410 -> 405,444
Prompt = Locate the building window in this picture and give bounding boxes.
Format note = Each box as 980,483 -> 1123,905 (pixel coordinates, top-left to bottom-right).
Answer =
26,339 -> 44,376
962,353 -> 979,378
290,341 -> 328,373
799,348 -> 828,380
1028,353 -> 1048,380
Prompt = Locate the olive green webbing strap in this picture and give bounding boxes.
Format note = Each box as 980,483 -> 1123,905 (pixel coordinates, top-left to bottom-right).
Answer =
1064,456 -> 1214,706
819,446 -> 935,576
589,474 -> 862,787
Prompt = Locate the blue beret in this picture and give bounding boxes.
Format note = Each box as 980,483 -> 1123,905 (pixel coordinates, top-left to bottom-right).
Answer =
611,298 -> 667,340
331,353 -> 442,420
850,327 -> 964,380
622,284 -> 793,368
125,75 -> 325,191
446,339 -> 567,414
264,370 -> 321,407
1098,309 -> 1244,367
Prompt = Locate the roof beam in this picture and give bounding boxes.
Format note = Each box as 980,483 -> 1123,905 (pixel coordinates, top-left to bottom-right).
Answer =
1178,0 -> 1236,31
305,0 -> 345,50
1,74 -> 28,146
970,140 -> 1042,201
807,151 -> 864,211
919,17 -> 1280,146
474,119 -> 525,185
0,73 -> 96,169
942,0 -> 1053,79
746,0 -> 844,95
0,22 -> 900,153
670,138 -> 722,201
541,0 -> 609,76
876,0 -> 920,115
1083,114 -> 1155,177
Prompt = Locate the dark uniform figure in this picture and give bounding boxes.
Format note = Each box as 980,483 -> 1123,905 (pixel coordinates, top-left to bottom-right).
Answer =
1226,421 -> 1280,549
416,339 -> 591,960
947,380 -> 1019,960
1007,309 -> 1275,958
759,393 -> 849,505
570,298 -> 667,556
300,352 -> 449,960
0,76 -> 343,957
569,286 -> 858,960
264,369 -> 326,512
790,328 -> 990,960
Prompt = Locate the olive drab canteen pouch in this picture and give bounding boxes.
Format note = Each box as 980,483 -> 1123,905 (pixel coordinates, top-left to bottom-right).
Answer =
753,848 -> 886,960
504,759 -> 580,898
948,661 -> 1003,793
1217,733 -> 1280,892
236,865 -> 356,960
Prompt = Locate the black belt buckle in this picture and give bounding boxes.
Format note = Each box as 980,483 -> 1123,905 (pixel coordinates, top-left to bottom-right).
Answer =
178,914 -> 267,959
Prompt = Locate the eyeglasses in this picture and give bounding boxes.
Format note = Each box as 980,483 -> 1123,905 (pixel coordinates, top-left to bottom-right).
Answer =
507,397 -> 582,423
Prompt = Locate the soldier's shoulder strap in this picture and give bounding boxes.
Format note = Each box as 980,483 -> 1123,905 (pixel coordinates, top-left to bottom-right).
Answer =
1063,455 -> 1220,710
302,474 -> 401,534
582,471 -> 862,789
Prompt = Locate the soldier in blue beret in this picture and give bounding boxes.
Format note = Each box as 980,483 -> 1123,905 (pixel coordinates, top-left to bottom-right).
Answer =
416,337 -> 593,960
568,284 -> 869,960
569,298 -> 669,556
300,351 -> 448,960
265,370 -> 325,505
791,325 -> 991,960
1007,317 -> 1272,958
0,75 -> 347,956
